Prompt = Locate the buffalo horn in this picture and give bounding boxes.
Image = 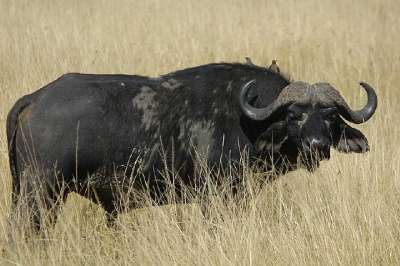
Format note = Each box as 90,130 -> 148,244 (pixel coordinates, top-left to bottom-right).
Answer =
317,82 -> 378,124
238,80 -> 310,121
238,80 -> 377,124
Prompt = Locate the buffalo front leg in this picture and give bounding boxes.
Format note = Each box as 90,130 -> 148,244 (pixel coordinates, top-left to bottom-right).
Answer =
104,205 -> 118,227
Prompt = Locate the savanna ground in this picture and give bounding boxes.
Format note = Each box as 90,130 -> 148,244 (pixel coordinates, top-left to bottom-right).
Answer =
1,0 -> 400,265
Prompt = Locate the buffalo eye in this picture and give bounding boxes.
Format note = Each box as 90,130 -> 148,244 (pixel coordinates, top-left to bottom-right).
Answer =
287,111 -> 303,124
323,108 -> 339,123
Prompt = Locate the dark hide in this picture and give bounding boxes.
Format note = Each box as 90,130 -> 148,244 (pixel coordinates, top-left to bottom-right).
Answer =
7,63 -> 374,229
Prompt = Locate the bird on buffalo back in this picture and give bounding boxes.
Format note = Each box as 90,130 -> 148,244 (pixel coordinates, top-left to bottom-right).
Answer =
244,56 -> 254,66
269,59 -> 280,74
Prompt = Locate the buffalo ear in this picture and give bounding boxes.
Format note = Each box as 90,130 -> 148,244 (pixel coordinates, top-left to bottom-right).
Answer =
333,123 -> 369,153
255,121 -> 288,153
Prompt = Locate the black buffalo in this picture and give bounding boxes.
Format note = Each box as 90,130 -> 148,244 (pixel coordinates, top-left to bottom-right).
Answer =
7,62 -> 377,229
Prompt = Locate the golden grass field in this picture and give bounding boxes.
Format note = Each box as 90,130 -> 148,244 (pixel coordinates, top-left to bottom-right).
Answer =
1,0 -> 400,264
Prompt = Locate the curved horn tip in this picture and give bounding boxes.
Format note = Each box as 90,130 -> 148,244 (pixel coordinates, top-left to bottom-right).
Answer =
239,79 -> 257,95
247,79 -> 257,86
359,81 -> 368,87
355,81 -> 378,123
359,81 -> 378,99
359,81 -> 375,91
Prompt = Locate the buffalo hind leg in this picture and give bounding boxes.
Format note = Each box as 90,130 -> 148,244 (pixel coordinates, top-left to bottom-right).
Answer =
13,175 -> 68,232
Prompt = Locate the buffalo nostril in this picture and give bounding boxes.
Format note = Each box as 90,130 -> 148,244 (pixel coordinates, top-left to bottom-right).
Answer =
305,137 -> 330,151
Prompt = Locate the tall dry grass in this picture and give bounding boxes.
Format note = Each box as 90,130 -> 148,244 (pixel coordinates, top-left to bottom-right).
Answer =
1,0 -> 400,264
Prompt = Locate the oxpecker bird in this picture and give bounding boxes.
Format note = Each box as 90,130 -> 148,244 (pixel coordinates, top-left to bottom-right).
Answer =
244,56 -> 254,66
269,59 -> 280,74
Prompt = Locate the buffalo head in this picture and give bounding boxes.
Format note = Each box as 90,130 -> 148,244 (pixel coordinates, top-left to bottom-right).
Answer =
239,80 -> 378,171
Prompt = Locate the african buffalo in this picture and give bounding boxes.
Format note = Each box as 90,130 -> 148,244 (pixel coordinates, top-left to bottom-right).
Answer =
7,62 -> 377,229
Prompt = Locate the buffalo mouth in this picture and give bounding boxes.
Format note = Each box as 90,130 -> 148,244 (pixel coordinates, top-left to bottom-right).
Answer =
300,144 -> 331,172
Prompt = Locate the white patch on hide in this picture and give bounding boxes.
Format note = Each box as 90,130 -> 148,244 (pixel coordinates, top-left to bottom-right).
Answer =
178,119 -> 215,158
132,86 -> 158,131
161,78 -> 182,90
